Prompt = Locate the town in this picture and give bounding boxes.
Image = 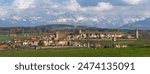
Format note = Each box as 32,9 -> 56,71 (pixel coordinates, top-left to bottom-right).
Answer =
0,29 -> 139,50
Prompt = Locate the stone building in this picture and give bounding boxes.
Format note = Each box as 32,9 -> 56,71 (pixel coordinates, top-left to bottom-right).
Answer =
135,30 -> 139,39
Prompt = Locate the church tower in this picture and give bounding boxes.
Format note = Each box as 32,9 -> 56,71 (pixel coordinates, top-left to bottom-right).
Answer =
55,32 -> 59,40
135,30 -> 139,39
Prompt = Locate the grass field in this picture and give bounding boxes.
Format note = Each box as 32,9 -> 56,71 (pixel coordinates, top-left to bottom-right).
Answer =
100,39 -> 150,47
0,35 -> 31,42
0,47 -> 150,57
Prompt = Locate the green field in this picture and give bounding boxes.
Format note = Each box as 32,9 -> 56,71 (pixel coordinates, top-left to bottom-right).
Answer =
0,47 -> 150,57
0,35 -> 31,42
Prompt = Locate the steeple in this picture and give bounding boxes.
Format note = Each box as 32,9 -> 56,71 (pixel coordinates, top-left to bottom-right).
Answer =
135,30 -> 139,39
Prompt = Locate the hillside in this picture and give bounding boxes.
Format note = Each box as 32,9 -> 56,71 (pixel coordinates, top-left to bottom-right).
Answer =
36,24 -> 101,31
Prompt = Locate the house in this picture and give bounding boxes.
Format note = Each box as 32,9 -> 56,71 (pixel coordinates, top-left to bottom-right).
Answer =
13,38 -> 22,44
13,38 -> 23,46
55,32 -> 68,40
127,35 -> 134,39
114,44 -> 121,48
43,40 -> 50,46
0,44 -> 9,50
48,40 -> 54,46
100,34 -> 105,38
30,37 -> 39,46
30,39 -> 39,46
22,41 -> 29,46
87,42 -> 101,48
57,40 -> 69,46
114,44 -> 128,48
72,42 -> 82,47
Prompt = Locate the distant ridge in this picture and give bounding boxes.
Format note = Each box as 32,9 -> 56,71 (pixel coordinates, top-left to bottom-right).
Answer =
36,24 -> 100,30
121,18 -> 150,30
35,24 -> 127,32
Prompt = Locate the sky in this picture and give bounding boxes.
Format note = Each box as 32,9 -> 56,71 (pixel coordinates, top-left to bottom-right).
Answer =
0,0 -> 150,28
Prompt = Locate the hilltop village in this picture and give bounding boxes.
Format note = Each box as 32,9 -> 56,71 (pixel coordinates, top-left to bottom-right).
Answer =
0,29 -> 139,50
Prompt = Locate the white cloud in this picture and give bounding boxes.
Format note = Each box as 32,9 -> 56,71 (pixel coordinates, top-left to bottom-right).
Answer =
123,17 -> 146,24
64,1 -> 113,12
79,2 -> 114,12
0,8 -> 7,17
13,0 -> 35,9
0,0 -> 149,28
96,2 -> 113,11
90,17 -> 99,22
66,0 -> 81,11
31,17 -> 41,21
123,0 -> 144,5
57,18 -> 67,23
76,16 -> 85,22
12,16 -> 22,21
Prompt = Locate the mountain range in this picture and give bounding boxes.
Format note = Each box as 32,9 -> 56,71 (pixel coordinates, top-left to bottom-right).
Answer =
120,18 -> 150,30
0,17 -> 150,30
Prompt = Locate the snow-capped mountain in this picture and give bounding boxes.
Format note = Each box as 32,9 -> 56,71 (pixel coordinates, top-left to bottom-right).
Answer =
121,18 -> 150,30
0,1 -> 149,29
0,18 -> 42,27
0,16 -> 150,30
0,0 -> 149,29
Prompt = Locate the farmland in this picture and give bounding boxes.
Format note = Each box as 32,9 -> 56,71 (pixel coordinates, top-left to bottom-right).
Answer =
0,35 -> 31,42
0,46 -> 150,57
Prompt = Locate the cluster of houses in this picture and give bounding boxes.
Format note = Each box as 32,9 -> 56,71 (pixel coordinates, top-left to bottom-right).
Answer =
11,31 -> 102,48
0,30 -> 137,50
68,30 -> 135,40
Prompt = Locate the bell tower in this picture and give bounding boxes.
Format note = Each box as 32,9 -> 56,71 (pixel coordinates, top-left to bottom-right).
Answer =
135,30 -> 139,39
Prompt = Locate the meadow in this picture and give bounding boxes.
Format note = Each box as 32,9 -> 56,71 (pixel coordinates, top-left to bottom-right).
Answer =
0,35 -> 31,42
0,46 -> 150,57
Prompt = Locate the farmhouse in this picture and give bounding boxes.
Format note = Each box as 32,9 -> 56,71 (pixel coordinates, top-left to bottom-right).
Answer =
113,44 -> 128,48
0,44 -> 9,50
56,40 -> 69,46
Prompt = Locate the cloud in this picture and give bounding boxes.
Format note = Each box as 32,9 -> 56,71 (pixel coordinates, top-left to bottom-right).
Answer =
12,16 -> 22,21
76,16 -> 85,22
96,2 -> 113,11
123,0 -> 144,5
0,8 -> 7,17
57,18 -> 67,23
13,0 -> 35,9
123,17 -> 146,24
65,0 -> 81,11
59,0 -> 114,12
0,0 -> 150,28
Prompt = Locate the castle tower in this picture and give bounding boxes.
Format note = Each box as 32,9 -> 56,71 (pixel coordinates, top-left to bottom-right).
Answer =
112,34 -> 116,42
79,29 -> 82,34
55,32 -> 59,40
135,30 -> 139,39
112,37 -> 116,42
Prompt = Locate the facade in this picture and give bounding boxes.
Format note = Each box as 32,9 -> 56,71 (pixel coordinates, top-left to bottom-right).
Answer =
0,44 -> 9,50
